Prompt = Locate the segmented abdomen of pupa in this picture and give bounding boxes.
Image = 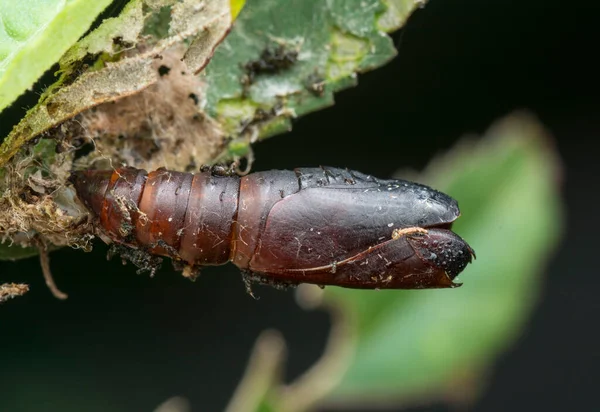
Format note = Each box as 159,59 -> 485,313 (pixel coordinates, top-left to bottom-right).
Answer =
72,168 -> 239,266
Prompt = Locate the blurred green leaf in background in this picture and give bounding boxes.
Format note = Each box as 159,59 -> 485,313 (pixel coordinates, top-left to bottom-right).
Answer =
227,113 -> 564,412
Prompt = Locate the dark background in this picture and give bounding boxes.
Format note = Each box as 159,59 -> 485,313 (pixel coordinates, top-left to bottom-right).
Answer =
1,0 -> 599,411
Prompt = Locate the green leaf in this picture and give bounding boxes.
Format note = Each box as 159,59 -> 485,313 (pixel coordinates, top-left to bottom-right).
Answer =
203,0 -> 421,158
0,243 -> 39,260
0,0 -> 113,113
317,113 -> 564,406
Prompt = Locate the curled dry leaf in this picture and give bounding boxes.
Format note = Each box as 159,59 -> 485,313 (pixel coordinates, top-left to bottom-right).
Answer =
0,139 -> 92,252
0,283 -> 29,303
74,49 -> 224,172
0,0 -> 233,168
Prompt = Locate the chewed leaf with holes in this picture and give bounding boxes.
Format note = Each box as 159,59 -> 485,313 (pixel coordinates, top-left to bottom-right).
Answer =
0,0 -> 113,113
202,0 -> 424,161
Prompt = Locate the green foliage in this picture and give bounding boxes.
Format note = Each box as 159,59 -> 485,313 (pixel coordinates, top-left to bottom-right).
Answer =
0,0 -> 113,112
203,0 -> 421,157
0,243 -> 39,260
